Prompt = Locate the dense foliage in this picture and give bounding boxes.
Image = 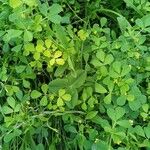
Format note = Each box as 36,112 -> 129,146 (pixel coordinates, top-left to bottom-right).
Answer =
0,0 -> 150,149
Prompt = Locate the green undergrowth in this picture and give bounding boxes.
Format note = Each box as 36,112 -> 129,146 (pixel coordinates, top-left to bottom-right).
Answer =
0,0 -> 150,150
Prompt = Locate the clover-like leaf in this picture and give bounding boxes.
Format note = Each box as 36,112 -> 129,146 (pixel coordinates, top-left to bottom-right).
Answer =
57,97 -> 64,107
95,83 -> 107,94
62,94 -> 71,101
40,96 -> 48,106
31,90 -> 42,99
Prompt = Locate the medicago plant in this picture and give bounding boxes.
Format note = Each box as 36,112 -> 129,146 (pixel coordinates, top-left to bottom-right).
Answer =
0,0 -> 150,150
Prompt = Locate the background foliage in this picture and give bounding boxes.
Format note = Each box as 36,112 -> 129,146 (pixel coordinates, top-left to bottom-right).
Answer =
0,0 -> 150,149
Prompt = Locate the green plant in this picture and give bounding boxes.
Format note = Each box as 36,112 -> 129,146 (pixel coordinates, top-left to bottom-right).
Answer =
0,0 -> 150,150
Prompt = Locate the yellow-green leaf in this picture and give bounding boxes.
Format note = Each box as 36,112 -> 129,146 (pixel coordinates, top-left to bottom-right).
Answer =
62,94 -> 71,101
54,51 -> 62,58
45,39 -> 52,48
33,52 -> 40,60
57,97 -> 64,107
9,0 -> 22,8
56,58 -> 65,65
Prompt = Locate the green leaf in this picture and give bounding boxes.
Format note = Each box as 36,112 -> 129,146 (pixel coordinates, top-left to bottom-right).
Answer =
23,80 -> 30,88
92,141 -> 109,150
24,30 -> 33,42
48,4 -> 63,24
86,111 -> 98,120
121,65 -> 131,76
3,29 -> 23,42
68,56 -> 75,72
112,61 -> 121,74
57,97 -> 64,107
15,65 -> 26,73
139,14 -> 150,28
95,83 -> 107,94
54,24 -> 68,49
117,120 -> 131,128
129,99 -> 141,111
24,43 -> 35,52
24,0 -> 37,7
126,94 -> 135,101
67,88 -> 78,109
2,106 -> 13,114
81,102 -> 87,110
117,16 -> 131,33
33,52 -> 40,60
62,94 -> 71,101
103,93 -> 111,104
14,104 -> 21,112
115,107 -> 125,120
49,79 -> 68,93
7,97 -> 16,109
116,96 -> 126,106
96,51 -> 105,62
4,132 -> 15,143
104,54 -> 114,65
134,125 -> 145,137
107,107 -> 125,121
4,129 -> 22,143
100,17 -> 107,27
123,0 -> 143,16
36,143 -> 45,150
144,126 -> 150,138
9,0 -> 22,8
142,104 -> 149,113
64,125 -> 77,133
58,89 -> 66,96
15,90 -> 23,100
39,3 -> 48,16
107,108 -> 116,121
69,70 -> 87,89
40,96 -> 48,106
41,84 -> 48,94
91,57 -> 103,67
48,15 -> 62,24
109,69 -> 120,78
11,44 -> 22,52
45,39 -> 52,48
49,4 -> 63,15
31,90 -> 42,99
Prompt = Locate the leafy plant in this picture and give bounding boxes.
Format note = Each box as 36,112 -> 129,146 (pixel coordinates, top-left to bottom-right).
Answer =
0,0 -> 150,150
